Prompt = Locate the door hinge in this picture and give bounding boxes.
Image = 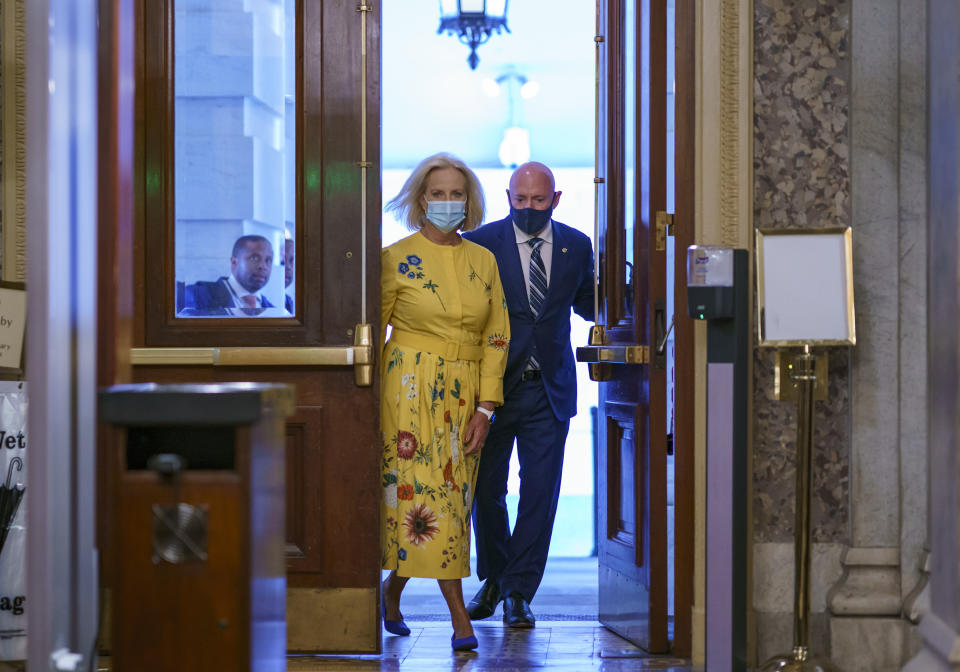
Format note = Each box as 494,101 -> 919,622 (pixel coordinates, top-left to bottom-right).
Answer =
655,211 -> 674,251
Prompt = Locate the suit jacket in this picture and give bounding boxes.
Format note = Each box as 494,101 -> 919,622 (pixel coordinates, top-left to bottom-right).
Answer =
464,217 -> 594,420
181,276 -> 276,316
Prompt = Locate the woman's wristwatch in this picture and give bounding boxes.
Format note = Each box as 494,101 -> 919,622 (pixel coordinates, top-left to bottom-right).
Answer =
475,406 -> 495,422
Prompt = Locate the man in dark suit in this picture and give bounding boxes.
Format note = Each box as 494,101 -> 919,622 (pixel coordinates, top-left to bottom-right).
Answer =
181,234 -> 279,316
283,238 -> 295,314
463,162 -> 594,628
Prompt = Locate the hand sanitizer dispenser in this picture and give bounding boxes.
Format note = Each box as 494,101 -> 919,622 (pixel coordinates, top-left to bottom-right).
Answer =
687,245 -> 748,672
687,245 -> 736,319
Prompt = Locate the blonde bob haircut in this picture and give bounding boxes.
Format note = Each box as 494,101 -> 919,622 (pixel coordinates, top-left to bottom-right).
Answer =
385,152 -> 486,232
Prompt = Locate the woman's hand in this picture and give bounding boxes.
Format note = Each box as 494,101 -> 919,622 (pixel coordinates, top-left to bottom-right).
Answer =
463,402 -> 495,455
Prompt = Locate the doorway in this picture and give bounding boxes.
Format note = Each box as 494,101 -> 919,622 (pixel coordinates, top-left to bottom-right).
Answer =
381,0 -> 693,656
382,0 -> 601,616
101,0 -> 695,658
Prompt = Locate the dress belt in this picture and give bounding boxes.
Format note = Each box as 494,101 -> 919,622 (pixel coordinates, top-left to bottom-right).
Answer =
390,330 -> 484,361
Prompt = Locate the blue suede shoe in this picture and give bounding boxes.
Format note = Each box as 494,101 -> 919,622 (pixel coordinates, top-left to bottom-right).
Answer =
381,595 -> 410,636
451,634 -> 479,651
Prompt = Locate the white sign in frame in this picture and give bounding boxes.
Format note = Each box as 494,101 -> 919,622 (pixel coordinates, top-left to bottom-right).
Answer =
756,227 -> 856,346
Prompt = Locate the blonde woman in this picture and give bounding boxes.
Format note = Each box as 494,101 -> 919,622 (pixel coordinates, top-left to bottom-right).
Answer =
380,153 -> 509,651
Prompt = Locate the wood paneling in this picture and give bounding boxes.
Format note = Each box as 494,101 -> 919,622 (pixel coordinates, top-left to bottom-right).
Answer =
99,0 -> 384,655
672,0 -> 696,658
284,418 -> 309,560
96,0 -> 135,584
596,0 -> 669,654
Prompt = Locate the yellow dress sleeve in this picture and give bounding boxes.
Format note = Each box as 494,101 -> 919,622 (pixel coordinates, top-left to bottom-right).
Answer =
478,256 -> 510,405
381,246 -> 397,345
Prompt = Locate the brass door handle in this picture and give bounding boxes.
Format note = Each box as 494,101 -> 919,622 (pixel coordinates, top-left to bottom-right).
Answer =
575,344 -> 649,365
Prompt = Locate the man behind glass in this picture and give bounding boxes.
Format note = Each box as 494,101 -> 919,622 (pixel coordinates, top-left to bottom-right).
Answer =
283,238 -> 295,314
180,234 -> 282,316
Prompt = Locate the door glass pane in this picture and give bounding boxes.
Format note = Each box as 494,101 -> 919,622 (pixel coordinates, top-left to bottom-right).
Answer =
173,0 -> 297,318
623,0 -> 637,319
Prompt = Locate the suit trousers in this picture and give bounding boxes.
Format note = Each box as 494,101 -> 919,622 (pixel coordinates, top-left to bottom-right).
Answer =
472,376 -> 569,602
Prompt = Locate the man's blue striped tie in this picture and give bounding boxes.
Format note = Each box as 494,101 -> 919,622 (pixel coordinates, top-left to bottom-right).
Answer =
527,237 -> 547,369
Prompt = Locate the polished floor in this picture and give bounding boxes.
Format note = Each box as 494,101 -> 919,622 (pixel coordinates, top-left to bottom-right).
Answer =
1,559 -> 695,671
82,624 -> 694,671
287,622 -> 694,671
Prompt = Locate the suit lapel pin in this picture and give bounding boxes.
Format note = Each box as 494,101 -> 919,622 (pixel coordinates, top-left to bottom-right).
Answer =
562,247 -> 567,253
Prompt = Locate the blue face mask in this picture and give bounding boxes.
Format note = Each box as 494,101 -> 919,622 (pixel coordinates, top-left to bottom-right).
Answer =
511,203 -> 554,236
425,200 -> 466,233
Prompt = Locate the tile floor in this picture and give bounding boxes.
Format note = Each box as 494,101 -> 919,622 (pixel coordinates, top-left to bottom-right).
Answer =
2,558 -> 696,671
287,622 -> 695,671
79,624 -> 694,671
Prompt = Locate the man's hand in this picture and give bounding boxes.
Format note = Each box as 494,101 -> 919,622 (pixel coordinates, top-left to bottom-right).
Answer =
463,402 -> 495,455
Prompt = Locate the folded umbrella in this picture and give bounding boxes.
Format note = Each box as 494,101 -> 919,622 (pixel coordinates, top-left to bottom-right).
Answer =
0,457 -> 24,559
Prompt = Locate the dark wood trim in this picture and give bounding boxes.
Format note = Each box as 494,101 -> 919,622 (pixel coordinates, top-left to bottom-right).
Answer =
97,0 -> 135,583
643,0 -> 669,652
295,0 -> 304,318
97,0 -> 135,386
672,0 -> 696,659
604,0 -> 626,330
132,0 -> 145,345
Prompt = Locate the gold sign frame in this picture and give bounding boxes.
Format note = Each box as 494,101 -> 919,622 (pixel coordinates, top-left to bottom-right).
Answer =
2,0 -> 27,283
755,227 -> 856,347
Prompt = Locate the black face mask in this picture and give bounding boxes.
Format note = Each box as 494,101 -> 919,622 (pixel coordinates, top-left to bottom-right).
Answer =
510,203 -> 554,236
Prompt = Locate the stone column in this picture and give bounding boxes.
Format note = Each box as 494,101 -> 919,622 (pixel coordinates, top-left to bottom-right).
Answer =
895,0 -> 930,648
828,1 -> 927,669
902,1 -> 960,668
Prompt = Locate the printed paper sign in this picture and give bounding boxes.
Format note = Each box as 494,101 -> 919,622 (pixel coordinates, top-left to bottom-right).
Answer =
0,289 -> 25,371
0,382 -> 26,660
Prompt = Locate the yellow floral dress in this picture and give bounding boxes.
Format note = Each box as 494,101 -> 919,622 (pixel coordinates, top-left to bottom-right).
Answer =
380,232 -> 510,579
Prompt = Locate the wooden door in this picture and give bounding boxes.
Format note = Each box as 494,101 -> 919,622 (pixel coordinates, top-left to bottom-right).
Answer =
99,0 -> 383,655
586,0 -> 671,652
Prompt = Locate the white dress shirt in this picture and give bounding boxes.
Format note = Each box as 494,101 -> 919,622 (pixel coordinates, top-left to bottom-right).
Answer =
513,220 -> 554,300
226,274 -> 264,308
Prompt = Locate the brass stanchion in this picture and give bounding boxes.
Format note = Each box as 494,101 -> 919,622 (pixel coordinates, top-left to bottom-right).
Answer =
760,345 -> 843,672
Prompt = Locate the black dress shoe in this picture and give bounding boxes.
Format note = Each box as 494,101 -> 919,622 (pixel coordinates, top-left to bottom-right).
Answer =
502,591 -> 535,628
467,579 -> 502,620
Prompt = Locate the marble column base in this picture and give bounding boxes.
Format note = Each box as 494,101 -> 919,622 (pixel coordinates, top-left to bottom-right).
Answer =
828,547 -> 902,615
830,617 -> 910,672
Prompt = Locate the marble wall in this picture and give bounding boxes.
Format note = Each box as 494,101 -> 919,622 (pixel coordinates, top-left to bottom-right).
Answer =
752,0 -> 851,662
753,0 -> 851,545
752,1 -> 929,668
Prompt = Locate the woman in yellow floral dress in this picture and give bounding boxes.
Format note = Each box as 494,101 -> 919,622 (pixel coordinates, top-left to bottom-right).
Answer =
380,153 -> 509,651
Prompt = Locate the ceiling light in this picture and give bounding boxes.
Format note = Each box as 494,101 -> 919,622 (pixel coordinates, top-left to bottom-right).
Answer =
498,126 -> 530,169
520,80 -> 540,100
482,78 -> 501,97
438,0 -> 511,71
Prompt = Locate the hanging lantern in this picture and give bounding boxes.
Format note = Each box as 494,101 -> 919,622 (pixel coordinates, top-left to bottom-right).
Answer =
438,0 -> 510,71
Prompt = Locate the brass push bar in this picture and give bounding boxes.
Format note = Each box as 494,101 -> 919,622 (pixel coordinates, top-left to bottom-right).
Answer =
131,343 -> 373,368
